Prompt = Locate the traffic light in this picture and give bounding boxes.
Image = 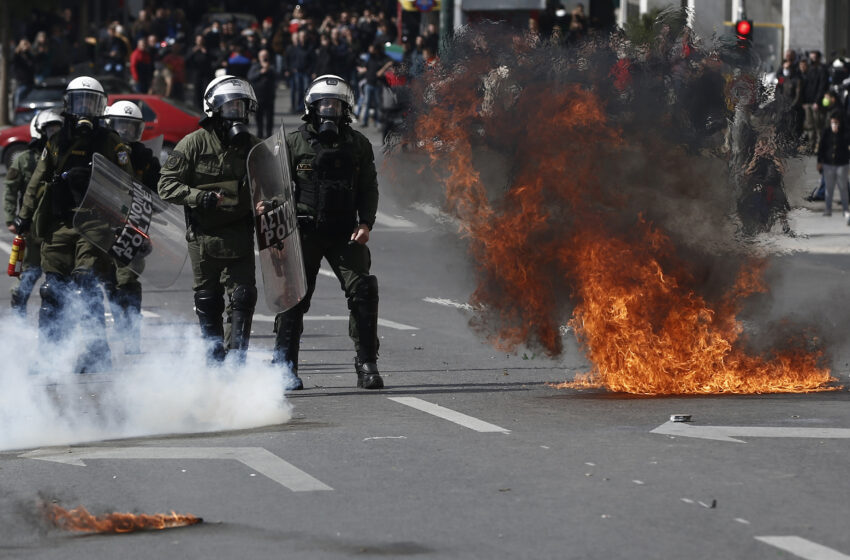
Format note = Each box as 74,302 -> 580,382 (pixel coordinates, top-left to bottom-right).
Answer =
735,19 -> 753,47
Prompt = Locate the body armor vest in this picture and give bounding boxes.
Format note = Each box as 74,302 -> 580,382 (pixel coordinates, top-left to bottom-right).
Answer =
296,125 -> 357,234
50,126 -> 106,218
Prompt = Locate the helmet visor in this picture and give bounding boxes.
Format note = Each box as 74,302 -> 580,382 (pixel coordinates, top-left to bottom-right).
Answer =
109,117 -> 144,142
220,98 -> 251,120
65,90 -> 107,118
316,98 -> 344,119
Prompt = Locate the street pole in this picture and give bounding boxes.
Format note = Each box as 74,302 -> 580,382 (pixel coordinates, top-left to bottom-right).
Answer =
439,0 -> 454,55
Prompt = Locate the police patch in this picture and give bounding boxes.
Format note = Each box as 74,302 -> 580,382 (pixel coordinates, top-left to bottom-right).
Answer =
117,151 -> 129,166
41,148 -> 48,160
296,163 -> 313,172
163,151 -> 185,171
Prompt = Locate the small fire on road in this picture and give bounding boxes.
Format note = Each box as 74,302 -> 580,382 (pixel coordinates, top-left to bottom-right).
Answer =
44,503 -> 202,533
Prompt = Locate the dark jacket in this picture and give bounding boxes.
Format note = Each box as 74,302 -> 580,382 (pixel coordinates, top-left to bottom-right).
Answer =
247,63 -> 278,104
817,125 -> 850,165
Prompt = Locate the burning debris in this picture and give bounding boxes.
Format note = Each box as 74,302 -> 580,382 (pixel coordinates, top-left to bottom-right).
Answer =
393,12 -> 837,394
43,502 -> 202,533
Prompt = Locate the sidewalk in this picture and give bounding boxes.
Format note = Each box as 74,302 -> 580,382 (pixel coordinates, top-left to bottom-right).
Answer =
759,155 -> 850,255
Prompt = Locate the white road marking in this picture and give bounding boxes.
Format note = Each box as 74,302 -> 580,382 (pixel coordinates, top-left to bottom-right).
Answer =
651,421 -> 850,443
19,447 -> 332,492
735,518 -> 751,525
252,313 -> 417,331
756,536 -> 850,560
388,397 -> 510,434
0,240 -> 12,254
362,436 -> 407,441
319,268 -> 335,278
141,310 -> 160,318
423,297 -> 475,311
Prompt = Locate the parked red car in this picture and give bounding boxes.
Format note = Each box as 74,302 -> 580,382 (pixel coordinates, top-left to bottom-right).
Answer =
1,94 -> 201,168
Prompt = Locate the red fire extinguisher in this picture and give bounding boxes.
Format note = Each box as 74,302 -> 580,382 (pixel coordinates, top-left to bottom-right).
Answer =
7,235 -> 25,277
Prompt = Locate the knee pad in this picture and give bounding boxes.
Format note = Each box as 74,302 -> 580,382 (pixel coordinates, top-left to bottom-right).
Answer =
350,275 -> 379,305
230,285 -> 258,311
39,274 -> 67,308
195,289 -> 225,316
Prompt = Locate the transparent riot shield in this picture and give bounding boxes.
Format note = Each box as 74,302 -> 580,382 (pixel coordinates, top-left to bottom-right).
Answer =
247,124 -> 307,312
74,153 -> 188,288
141,134 -> 164,164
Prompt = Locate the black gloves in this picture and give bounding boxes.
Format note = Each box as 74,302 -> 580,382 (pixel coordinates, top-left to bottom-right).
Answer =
12,215 -> 31,234
198,191 -> 220,209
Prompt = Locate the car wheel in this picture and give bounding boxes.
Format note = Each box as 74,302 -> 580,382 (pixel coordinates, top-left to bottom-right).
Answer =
3,143 -> 28,169
159,143 -> 175,166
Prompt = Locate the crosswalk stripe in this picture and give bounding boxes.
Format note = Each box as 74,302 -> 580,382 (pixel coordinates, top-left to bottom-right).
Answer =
756,536 -> 850,560
252,314 -> 417,331
388,397 -> 510,433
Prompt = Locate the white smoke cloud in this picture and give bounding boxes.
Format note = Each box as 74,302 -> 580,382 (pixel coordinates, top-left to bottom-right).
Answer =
0,307 -> 293,452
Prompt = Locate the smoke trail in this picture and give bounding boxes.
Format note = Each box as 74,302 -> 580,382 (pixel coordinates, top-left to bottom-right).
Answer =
0,306 -> 292,452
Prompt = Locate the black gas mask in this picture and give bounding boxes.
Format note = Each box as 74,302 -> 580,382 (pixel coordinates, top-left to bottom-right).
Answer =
219,99 -> 251,144
69,114 -> 95,135
312,98 -> 345,143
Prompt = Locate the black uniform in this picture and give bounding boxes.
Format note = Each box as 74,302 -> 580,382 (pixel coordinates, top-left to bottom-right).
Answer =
273,121 -> 382,388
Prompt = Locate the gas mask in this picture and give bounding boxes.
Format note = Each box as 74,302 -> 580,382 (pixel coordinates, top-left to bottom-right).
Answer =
219,99 -> 251,144
70,114 -> 95,135
313,98 -> 345,143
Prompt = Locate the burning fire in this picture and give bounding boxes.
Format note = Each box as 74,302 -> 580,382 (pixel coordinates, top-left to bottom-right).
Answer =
44,503 -> 202,533
404,26 -> 837,394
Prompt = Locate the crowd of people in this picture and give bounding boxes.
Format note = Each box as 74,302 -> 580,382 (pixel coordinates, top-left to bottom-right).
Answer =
10,3 -> 453,138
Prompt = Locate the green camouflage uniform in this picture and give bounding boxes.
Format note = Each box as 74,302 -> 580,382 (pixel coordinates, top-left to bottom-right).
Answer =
107,140 -> 161,354
17,122 -> 132,371
157,125 -> 261,358
19,125 -> 133,276
4,148 -> 43,312
273,122 -> 380,376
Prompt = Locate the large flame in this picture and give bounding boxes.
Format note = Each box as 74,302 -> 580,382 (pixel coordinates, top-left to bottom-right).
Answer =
402,24 -> 836,394
44,503 -> 202,533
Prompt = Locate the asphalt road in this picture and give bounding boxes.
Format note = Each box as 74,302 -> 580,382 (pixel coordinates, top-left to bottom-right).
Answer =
1,90 -> 850,560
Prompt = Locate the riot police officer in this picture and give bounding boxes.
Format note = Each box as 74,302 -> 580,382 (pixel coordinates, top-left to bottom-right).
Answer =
5,109 -> 63,316
103,100 -> 161,354
158,75 -> 261,363
13,76 -> 133,372
264,75 -> 383,390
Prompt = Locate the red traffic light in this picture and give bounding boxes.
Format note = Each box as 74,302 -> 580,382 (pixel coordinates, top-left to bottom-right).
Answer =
736,19 -> 752,37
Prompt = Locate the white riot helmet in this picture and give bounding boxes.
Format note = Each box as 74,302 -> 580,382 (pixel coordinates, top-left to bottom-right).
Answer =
304,75 -> 354,141
202,75 -> 258,119
30,109 -> 64,140
304,74 -> 355,120
105,101 -> 144,142
64,76 -> 107,120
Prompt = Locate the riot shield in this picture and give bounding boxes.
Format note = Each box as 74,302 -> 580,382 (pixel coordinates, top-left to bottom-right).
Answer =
247,124 -> 307,312
141,134 -> 164,164
74,153 -> 188,288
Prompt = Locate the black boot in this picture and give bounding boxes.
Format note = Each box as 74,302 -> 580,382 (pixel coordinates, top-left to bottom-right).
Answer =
111,287 -> 142,354
10,288 -> 27,318
273,310 -> 304,390
72,271 -> 112,374
350,276 -> 383,390
355,357 -> 384,389
228,285 -> 257,363
38,273 -> 67,343
195,290 -> 226,363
